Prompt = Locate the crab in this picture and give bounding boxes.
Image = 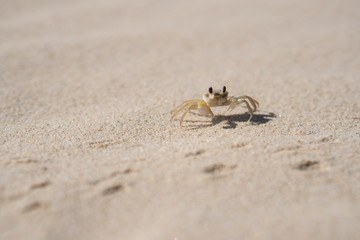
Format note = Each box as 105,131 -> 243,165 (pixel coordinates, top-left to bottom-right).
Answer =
170,86 -> 259,126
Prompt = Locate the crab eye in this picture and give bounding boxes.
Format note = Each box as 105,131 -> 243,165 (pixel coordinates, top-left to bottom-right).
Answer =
223,86 -> 226,93
209,87 -> 213,94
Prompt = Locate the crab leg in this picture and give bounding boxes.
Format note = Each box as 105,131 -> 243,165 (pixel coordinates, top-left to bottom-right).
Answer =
232,95 -> 259,111
179,104 -> 198,126
228,99 -> 254,122
170,100 -> 200,115
170,102 -> 196,122
171,100 -> 214,125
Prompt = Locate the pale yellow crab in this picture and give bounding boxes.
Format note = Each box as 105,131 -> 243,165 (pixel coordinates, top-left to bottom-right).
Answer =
170,86 -> 259,126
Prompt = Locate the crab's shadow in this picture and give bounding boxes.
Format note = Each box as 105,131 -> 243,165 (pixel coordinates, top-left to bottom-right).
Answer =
184,112 -> 276,129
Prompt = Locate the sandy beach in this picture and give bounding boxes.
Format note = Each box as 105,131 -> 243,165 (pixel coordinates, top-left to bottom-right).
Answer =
1,0 -> 360,239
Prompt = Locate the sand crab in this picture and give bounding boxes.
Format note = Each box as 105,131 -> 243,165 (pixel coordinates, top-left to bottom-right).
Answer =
170,86 -> 259,126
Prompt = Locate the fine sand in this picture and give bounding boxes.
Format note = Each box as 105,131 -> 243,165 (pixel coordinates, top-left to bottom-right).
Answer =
1,0 -> 360,239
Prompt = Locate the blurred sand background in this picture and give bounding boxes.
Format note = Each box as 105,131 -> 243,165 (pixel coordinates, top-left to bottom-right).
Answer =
1,0 -> 360,239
